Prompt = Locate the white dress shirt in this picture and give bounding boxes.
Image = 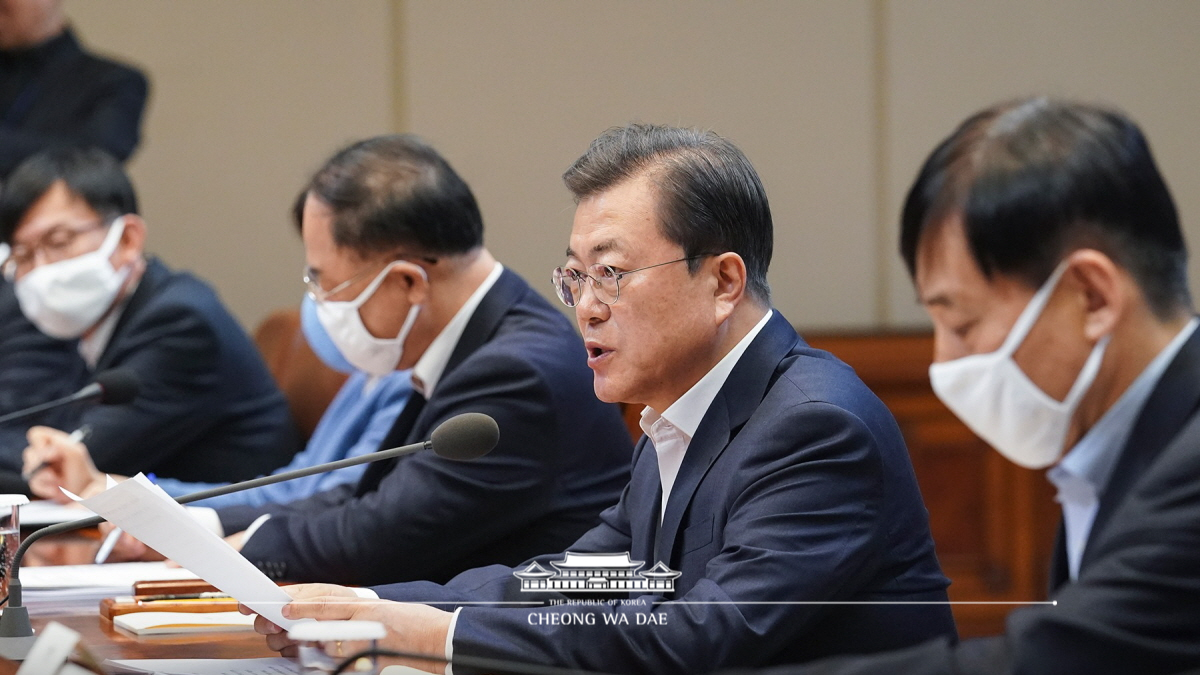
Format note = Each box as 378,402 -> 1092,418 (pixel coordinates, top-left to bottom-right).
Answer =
639,310 -> 773,522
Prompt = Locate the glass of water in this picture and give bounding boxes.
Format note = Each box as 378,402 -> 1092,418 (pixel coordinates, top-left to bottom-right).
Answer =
0,495 -> 28,607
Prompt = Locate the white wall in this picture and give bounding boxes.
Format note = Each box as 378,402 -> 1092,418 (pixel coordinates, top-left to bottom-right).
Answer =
61,0 -> 1200,332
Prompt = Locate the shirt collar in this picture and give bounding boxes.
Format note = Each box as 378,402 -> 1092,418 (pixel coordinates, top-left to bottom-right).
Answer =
640,309 -> 773,439
1053,317 -> 1200,492
410,262 -> 503,397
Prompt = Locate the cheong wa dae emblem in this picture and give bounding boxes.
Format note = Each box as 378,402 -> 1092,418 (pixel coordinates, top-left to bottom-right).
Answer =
513,551 -> 681,593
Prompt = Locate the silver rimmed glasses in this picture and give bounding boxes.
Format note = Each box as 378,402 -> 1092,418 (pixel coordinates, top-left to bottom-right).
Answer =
552,255 -> 713,307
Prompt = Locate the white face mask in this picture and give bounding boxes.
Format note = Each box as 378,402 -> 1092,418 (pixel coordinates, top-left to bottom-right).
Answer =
14,218 -> 131,340
314,261 -> 424,378
929,262 -> 1110,469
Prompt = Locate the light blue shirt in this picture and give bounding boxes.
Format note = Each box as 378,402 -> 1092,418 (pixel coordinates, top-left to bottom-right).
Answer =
155,370 -> 412,508
1048,318 -> 1198,579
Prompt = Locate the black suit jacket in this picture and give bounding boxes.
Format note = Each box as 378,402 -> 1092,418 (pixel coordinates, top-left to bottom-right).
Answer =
0,28 -> 147,177
67,258 -> 299,482
748,325 -> 1200,675
0,279 -> 82,478
372,312 -> 954,674
227,269 -> 634,586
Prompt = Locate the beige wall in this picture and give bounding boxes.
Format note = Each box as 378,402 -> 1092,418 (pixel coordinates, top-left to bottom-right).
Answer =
62,0 -> 1200,332
881,0 -> 1200,326
64,0 -> 395,330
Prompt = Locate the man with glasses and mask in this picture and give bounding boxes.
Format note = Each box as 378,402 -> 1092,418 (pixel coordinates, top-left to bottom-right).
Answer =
725,100 -> 1200,675
105,134 -> 634,586
245,124 -> 954,674
3,146 -> 299,489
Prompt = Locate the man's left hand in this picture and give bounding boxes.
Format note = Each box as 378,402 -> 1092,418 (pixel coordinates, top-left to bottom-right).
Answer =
252,584 -> 453,674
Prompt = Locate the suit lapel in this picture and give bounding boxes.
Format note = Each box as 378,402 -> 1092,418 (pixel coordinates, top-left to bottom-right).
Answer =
1081,323 -> 1200,572
95,258 -> 167,371
653,313 -> 801,565
355,392 -> 426,496
629,439 -> 661,565
443,269 -> 525,376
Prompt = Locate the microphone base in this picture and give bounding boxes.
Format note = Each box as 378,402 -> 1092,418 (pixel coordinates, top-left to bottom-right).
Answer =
0,604 -> 36,660
0,635 -> 37,661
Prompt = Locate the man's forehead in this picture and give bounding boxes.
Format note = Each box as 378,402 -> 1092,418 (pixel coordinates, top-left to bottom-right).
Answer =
14,195 -> 100,242
565,237 -> 625,261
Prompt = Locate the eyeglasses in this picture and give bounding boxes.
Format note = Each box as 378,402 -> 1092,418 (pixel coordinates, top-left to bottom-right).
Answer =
303,254 -> 438,303
303,263 -> 381,303
2,220 -> 109,280
552,255 -> 714,307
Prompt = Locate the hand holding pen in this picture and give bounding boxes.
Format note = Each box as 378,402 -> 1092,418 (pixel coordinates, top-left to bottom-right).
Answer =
21,424 -> 104,503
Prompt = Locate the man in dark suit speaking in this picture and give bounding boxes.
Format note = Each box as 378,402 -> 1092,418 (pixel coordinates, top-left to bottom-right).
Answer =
743,99 -> 1200,674
249,125 -> 955,673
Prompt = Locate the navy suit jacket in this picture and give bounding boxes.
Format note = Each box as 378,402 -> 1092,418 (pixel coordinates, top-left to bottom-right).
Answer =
227,269 -> 633,586
64,258 -> 299,482
373,312 -> 954,674
0,279 -> 82,478
748,325 -> 1200,675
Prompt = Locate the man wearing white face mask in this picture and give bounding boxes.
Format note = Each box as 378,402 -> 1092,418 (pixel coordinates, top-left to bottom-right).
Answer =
4,147 -> 300,487
111,134 -> 634,587
739,99 -> 1200,675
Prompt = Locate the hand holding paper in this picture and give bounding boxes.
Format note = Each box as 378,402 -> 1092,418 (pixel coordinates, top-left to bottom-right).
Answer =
73,473 -> 301,630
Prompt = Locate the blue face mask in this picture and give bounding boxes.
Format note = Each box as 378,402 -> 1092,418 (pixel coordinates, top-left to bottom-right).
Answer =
300,294 -> 355,374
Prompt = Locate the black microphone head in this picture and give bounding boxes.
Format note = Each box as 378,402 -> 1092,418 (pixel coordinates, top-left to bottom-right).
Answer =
431,413 -> 499,461
93,368 -> 140,405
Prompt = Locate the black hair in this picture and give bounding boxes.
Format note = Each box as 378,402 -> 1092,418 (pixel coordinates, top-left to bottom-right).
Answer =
0,147 -> 138,243
899,97 -> 1190,319
563,123 -> 772,303
293,134 -> 483,258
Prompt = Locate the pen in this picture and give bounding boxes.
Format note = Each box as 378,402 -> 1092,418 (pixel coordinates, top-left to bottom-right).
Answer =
23,424 -> 92,482
136,592 -> 233,602
94,526 -> 121,564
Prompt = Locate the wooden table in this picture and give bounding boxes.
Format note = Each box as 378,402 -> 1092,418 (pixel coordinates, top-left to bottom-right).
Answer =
2,529 -> 277,673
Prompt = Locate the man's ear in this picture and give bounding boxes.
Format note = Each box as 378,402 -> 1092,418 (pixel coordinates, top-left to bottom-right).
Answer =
712,252 -> 748,323
387,261 -> 430,306
1066,249 -> 1125,342
114,214 -> 146,267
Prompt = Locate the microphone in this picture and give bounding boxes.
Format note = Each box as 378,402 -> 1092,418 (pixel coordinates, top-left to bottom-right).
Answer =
0,368 -> 141,425
0,412 -> 499,660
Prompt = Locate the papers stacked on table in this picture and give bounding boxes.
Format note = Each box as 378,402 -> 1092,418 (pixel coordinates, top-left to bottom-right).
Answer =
22,562 -> 199,615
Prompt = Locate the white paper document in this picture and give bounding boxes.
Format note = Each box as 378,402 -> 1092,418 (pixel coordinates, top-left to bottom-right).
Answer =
105,657 -> 299,675
113,611 -> 256,635
19,500 -> 95,527
76,474 -> 300,630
